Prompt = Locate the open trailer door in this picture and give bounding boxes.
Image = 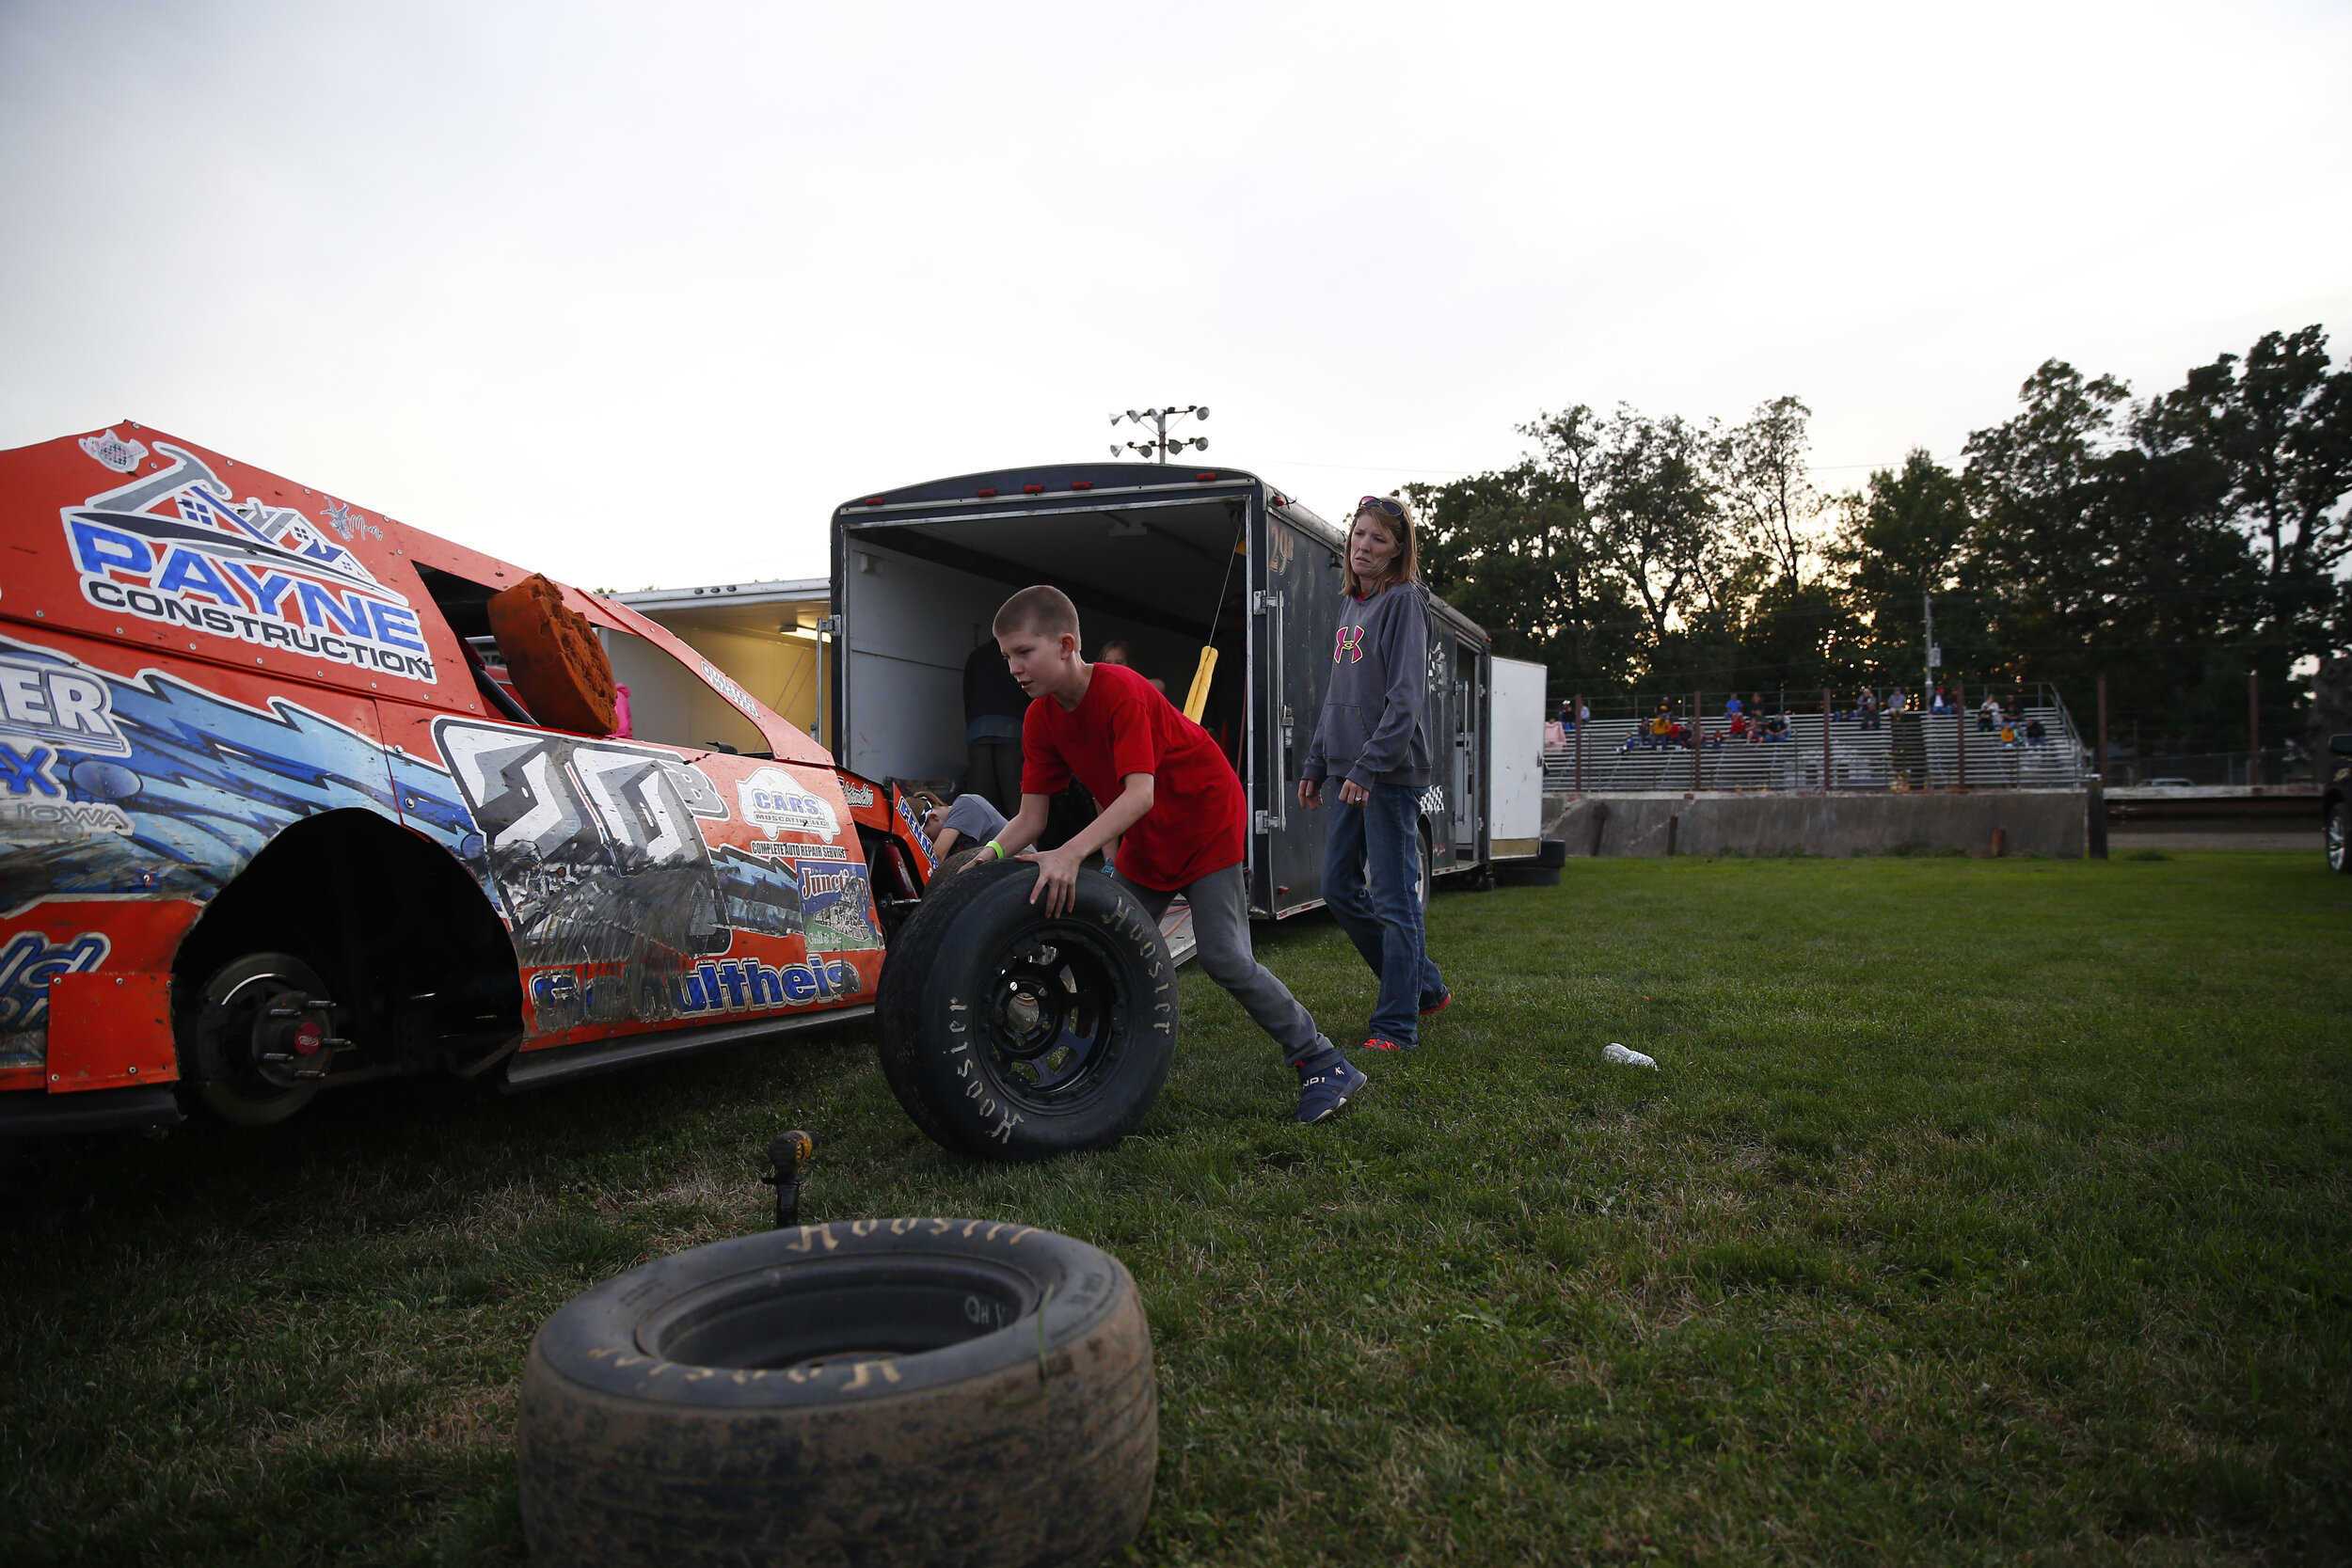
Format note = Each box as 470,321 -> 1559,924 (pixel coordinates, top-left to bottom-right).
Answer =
1249,499 -> 1344,918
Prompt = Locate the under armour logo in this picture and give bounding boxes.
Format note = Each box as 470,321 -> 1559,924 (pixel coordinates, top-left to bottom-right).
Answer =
1334,626 -> 1364,663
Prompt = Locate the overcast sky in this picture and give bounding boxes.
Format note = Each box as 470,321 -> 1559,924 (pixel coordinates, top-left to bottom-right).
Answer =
4,0 -> 2347,592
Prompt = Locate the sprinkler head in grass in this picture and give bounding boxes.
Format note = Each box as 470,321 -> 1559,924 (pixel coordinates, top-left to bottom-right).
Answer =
763,1131 -> 815,1228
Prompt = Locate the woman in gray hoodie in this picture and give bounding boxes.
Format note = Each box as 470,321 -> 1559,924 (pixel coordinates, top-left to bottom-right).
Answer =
1296,497 -> 1449,1051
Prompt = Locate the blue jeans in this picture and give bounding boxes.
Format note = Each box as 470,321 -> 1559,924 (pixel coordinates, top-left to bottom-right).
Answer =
1323,781 -> 1444,1045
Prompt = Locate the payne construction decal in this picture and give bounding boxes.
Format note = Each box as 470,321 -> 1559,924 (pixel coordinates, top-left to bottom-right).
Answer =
61,441 -> 437,685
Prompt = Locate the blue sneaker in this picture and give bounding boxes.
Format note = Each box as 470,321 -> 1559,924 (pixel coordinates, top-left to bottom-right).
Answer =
1295,1055 -> 1367,1124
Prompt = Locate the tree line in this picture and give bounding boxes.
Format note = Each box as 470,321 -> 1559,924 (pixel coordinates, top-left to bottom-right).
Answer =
1407,326 -> 2351,760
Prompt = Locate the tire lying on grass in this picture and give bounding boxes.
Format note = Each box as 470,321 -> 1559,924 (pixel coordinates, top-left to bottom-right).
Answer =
517,1219 -> 1156,1568
878,857 -> 1177,1161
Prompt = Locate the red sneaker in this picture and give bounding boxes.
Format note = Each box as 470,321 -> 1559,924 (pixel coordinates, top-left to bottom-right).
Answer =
1358,1036 -> 1415,1052
1420,990 -> 1453,1018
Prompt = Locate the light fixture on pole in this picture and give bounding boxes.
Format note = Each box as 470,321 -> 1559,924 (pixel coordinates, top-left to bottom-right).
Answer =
1105,405 -> 1210,462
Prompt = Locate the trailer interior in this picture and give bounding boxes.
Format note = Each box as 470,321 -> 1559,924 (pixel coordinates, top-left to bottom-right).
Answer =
834,490 -> 1279,786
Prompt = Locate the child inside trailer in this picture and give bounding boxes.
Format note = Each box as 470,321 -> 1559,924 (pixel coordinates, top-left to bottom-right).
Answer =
967,585 -> 1367,1125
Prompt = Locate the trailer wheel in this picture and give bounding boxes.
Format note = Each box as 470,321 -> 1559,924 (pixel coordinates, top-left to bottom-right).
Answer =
517,1219 -> 1156,1568
877,859 -> 1177,1161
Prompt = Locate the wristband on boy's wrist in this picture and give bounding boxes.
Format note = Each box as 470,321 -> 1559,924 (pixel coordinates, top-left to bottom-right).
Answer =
984,840 -> 1005,861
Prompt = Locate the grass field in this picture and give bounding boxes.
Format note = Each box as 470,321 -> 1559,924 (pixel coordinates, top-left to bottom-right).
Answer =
3,852 -> 2348,1566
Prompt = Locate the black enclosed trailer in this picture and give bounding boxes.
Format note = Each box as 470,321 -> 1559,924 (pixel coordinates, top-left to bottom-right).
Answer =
826,463 -> 1532,919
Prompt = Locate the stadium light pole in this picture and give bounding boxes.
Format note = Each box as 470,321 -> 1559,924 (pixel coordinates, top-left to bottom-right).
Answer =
1107,405 -> 1210,463
1923,592 -> 1939,705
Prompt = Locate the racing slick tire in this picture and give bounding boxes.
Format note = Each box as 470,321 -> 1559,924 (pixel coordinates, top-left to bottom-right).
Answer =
516,1219 -> 1157,1568
877,858 -> 1176,1162
925,843 -> 987,893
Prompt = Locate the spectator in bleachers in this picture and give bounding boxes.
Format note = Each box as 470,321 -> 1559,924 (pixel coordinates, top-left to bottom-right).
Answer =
1762,712 -> 1788,742
1543,716 -> 1567,752
1887,688 -> 1909,715
1931,685 -> 1950,714
1857,688 -> 1881,729
1724,693 -> 1743,721
1727,710 -> 1751,739
1646,705 -> 1673,750
1999,719 -> 2019,748
2025,716 -> 2048,747
1979,693 -> 1999,732
2003,691 -> 2024,723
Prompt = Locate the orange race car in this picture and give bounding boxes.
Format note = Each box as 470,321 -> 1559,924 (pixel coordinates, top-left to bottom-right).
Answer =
0,424 -> 944,1139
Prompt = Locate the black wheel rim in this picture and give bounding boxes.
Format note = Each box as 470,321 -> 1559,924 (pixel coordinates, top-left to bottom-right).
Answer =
206,967 -> 325,1096
978,922 -> 1131,1115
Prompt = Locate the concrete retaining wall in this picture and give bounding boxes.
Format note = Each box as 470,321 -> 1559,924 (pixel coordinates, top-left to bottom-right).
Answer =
1541,790 -> 2089,859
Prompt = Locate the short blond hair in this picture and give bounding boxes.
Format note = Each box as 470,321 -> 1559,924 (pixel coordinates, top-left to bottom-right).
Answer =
993,584 -> 1080,641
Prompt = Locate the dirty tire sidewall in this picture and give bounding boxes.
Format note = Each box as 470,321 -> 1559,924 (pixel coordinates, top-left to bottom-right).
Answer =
881,859 -> 1176,1161
877,854 -> 1011,1145
517,1220 -> 1156,1568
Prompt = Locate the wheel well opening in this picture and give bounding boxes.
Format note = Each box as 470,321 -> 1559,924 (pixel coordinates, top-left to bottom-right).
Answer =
172,809 -> 522,1077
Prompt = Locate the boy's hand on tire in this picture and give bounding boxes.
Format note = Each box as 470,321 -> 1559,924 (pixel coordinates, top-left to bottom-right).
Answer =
1023,845 -> 1085,917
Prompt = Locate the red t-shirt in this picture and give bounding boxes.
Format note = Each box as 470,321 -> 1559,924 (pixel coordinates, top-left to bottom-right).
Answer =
1021,661 -> 1246,892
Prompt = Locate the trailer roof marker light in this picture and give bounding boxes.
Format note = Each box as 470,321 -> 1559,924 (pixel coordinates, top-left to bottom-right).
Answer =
1195,471 -> 1217,483
1023,484 -> 1044,495
864,497 -> 886,506
1072,481 -> 1092,490
977,487 -> 998,498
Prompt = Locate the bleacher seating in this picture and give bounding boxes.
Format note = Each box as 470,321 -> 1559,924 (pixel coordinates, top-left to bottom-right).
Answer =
1541,697 -> 2086,793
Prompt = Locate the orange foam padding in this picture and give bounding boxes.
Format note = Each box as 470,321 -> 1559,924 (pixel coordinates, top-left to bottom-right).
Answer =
45,972 -> 177,1091
486,575 -> 618,735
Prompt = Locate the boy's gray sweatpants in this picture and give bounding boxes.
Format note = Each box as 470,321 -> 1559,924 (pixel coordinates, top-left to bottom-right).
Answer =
1118,861 -> 1333,1068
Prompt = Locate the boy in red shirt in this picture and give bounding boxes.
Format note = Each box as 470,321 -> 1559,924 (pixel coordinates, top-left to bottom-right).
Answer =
969,586 -> 1364,1124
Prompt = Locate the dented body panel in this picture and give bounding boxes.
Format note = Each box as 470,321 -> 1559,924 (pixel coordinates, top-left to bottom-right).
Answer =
0,425 -> 933,1132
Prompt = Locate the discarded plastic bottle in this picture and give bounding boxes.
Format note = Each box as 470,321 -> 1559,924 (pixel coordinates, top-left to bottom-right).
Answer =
1602,1043 -> 1657,1069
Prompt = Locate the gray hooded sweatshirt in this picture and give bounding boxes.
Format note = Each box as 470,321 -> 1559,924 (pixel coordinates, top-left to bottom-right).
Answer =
1303,581 -> 1433,790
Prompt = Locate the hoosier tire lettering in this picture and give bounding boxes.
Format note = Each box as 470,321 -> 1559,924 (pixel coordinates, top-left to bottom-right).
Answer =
875,858 -> 1177,1162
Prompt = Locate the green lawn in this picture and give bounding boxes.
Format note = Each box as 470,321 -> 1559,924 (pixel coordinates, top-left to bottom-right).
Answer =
4,853 -> 2348,1565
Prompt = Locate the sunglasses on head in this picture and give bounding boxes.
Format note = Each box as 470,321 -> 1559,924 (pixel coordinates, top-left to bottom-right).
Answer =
1356,496 -> 1405,519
